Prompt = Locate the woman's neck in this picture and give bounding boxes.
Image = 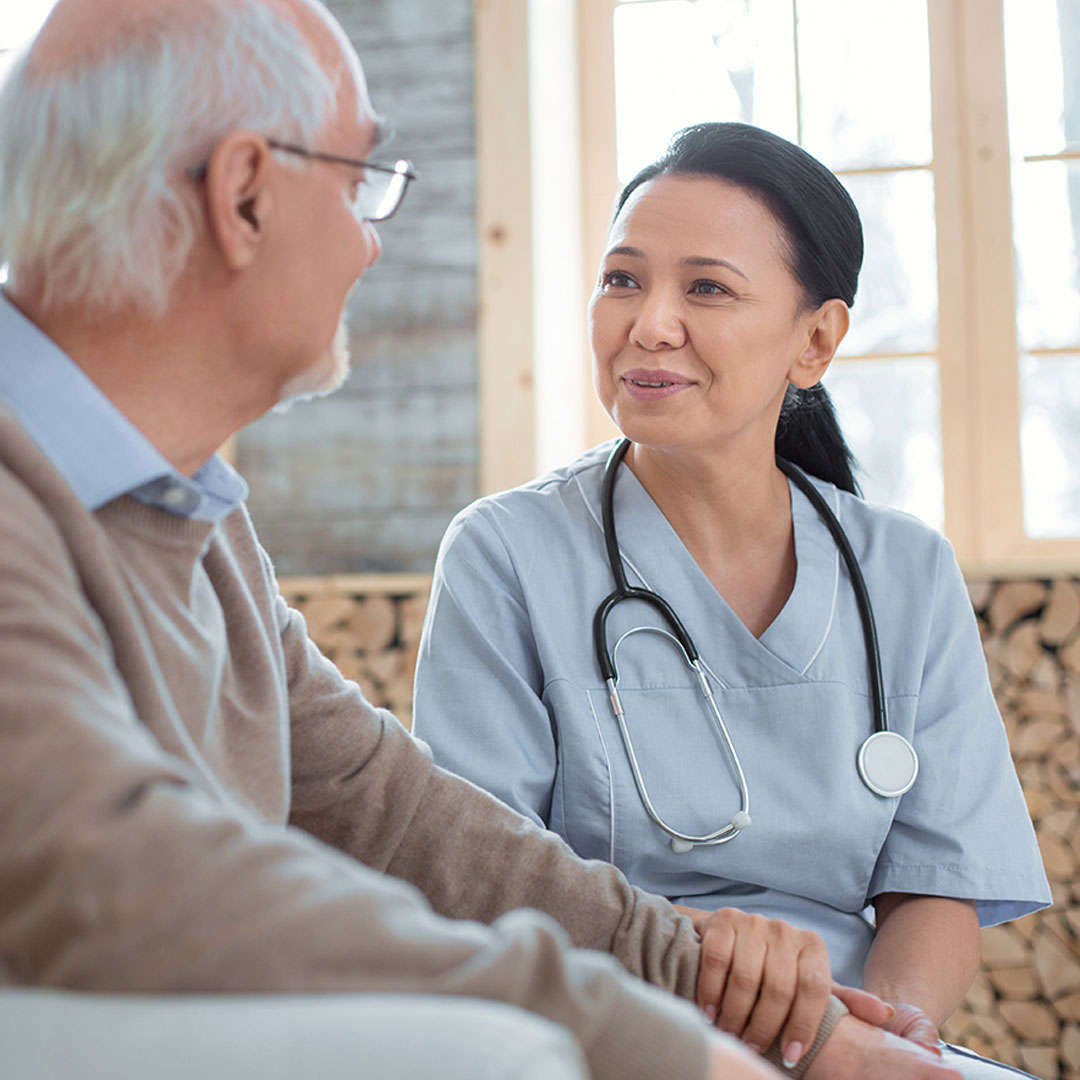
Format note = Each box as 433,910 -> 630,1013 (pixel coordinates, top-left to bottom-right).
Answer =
625,439 -> 797,638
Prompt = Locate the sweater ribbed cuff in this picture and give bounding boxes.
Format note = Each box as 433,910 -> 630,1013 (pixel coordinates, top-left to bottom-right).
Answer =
762,994 -> 849,1079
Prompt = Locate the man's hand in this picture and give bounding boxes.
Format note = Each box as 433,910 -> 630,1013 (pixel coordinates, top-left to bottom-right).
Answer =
878,1002 -> 942,1053
707,1031 -> 785,1080
805,1016 -> 961,1080
681,905 -> 831,1062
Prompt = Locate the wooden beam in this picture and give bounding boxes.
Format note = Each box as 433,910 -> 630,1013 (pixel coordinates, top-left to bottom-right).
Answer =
474,0 -> 536,495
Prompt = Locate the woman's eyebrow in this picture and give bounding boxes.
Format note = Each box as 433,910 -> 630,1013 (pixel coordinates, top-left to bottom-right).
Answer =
682,255 -> 747,280
604,246 -> 747,281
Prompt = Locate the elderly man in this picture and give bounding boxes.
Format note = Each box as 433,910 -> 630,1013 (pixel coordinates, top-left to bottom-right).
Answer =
0,1 -> 965,1079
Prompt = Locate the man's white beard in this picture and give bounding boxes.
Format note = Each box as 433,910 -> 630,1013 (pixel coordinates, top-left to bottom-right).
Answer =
274,316 -> 351,411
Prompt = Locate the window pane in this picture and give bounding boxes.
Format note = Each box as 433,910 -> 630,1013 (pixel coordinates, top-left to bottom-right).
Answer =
824,357 -> 943,530
839,170 -> 938,356
613,0 -> 797,182
1012,159 -> 1080,350
1004,0 -> 1080,157
796,0 -> 932,170
1021,354 -> 1080,537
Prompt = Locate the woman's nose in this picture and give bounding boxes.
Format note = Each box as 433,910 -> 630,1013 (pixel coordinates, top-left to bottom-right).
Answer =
629,292 -> 685,350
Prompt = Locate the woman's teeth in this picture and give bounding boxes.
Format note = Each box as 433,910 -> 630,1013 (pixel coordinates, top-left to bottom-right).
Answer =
631,379 -> 672,387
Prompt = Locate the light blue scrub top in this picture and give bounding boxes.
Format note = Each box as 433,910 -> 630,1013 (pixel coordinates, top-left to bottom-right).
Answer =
414,442 -> 1051,987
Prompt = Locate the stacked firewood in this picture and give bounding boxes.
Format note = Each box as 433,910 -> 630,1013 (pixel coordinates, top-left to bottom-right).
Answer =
281,574 -> 431,729
939,580 -> 1080,1078
281,574 -> 1080,1078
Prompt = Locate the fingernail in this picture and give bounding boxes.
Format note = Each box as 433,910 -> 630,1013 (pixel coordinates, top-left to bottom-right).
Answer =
745,1043 -> 762,1056
782,1042 -> 804,1069
884,1004 -> 896,1019
704,1004 -> 716,1024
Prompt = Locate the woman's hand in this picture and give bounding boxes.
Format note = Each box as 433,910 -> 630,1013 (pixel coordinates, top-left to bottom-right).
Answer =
863,892 -> 980,1050
677,905 -> 833,1065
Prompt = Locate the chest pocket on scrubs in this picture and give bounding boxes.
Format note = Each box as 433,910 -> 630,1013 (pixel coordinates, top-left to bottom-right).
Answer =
566,647 -> 916,914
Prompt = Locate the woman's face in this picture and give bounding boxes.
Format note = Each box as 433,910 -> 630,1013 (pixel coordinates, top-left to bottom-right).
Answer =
589,173 -> 829,458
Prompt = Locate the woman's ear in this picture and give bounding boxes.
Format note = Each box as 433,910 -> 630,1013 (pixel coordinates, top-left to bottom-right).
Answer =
789,299 -> 849,389
202,131 -> 275,271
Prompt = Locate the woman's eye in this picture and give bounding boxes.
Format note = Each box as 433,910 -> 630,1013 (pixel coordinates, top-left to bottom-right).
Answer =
690,279 -> 729,297
600,270 -> 637,290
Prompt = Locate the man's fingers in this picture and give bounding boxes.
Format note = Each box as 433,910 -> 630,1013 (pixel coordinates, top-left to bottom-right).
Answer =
890,1002 -> 942,1053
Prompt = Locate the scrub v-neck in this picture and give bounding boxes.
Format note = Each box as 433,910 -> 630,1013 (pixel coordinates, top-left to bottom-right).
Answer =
607,460 -> 842,684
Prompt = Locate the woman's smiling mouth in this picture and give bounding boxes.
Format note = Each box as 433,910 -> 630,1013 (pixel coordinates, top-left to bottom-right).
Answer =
621,368 -> 693,399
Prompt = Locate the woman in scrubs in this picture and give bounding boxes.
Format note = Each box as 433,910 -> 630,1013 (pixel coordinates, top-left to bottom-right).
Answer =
412,123 -> 1050,1077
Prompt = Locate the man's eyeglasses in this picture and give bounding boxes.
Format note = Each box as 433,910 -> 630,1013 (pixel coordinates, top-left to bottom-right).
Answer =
265,139 -> 417,222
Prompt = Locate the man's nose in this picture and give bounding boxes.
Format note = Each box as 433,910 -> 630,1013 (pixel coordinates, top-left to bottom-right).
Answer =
629,291 -> 686,351
363,221 -> 382,269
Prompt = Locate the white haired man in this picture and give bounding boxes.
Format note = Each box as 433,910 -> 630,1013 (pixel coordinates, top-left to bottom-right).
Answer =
0,2 -> 965,1079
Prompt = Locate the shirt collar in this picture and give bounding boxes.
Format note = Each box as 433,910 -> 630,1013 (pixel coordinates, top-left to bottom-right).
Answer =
0,292 -> 247,521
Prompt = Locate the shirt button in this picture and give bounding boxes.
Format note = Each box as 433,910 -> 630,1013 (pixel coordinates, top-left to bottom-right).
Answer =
160,483 -> 192,509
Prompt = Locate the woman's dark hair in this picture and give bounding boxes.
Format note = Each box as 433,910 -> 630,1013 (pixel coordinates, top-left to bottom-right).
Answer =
615,122 -> 863,495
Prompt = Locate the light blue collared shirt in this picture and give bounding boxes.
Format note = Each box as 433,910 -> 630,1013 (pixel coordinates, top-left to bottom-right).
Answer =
0,293 -> 247,521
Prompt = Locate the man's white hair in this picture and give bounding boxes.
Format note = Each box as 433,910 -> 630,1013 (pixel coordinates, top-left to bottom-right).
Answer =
0,0 -> 338,314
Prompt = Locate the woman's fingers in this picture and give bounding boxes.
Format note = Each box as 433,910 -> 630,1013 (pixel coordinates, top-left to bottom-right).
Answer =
693,907 -> 834,1066
715,915 -> 769,1040
695,912 -> 737,1021
831,983 -> 895,1028
775,937 -> 832,1067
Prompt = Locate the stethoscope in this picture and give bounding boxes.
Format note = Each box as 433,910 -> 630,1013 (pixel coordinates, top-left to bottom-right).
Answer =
593,438 -> 919,854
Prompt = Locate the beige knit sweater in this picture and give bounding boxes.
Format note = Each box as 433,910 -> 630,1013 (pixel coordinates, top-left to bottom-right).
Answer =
0,413 -> 713,1080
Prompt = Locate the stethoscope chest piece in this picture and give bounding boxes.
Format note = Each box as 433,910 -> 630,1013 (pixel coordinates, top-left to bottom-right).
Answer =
857,730 -> 919,798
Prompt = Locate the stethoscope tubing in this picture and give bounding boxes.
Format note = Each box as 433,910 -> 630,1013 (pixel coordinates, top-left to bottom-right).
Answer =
775,458 -> 887,736
593,438 -> 915,852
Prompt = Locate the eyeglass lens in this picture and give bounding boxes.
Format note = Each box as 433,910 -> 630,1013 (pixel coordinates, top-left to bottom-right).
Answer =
353,166 -> 409,222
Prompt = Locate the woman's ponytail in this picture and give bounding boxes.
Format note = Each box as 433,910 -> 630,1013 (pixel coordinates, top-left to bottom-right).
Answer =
775,383 -> 860,495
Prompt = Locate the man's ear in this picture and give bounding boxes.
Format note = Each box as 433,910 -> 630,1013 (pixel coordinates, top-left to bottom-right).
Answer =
202,131 -> 275,270
789,298 -> 850,389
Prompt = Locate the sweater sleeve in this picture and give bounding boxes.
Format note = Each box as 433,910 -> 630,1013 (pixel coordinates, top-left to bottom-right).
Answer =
281,590 -> 704,999
0,472 -> 712,1080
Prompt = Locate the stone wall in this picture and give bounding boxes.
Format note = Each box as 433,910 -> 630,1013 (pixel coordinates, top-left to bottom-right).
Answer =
279,573 -> 1080,1079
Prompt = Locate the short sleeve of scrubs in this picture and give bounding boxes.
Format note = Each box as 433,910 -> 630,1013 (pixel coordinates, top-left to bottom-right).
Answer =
414,504 -> 556,827
866,536 -> 1049,926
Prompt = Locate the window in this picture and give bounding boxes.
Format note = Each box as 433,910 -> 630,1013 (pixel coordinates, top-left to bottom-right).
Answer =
477,0 -> 1080,575
589,0 -> 1080,572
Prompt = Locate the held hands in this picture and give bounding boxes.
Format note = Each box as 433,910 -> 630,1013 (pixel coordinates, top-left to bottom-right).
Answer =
679,905 -> 899,1069
679,905 -> 834,1066
705,1016 -> 959,1080
805,1016 -> 960,1080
